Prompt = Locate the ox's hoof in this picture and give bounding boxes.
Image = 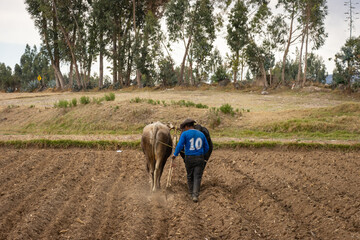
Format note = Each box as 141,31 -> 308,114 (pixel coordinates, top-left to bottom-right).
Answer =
192,196 -> 198,203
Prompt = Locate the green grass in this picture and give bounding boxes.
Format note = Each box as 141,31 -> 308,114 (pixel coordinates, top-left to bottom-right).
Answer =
104,92 -> 115,101
219,103 -> 235,116
212,128 -> 360,141
80,96 -> 90,105
130,98 -> 208,109
260,103 -> 360,136
1,139 -> 360,151
54,100 -> 69,108
0,139 -> 140,150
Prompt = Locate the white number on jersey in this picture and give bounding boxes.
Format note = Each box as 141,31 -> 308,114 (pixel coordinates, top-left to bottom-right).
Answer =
189,137 -> 203,150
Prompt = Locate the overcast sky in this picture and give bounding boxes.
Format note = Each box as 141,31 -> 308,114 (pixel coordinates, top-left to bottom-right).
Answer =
0,0 -> 358,77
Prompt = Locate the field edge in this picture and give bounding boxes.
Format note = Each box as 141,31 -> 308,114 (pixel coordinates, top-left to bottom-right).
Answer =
1,139 -> 360,151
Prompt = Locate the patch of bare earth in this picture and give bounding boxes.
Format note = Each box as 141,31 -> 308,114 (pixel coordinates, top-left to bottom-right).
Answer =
0,148 -> 359,239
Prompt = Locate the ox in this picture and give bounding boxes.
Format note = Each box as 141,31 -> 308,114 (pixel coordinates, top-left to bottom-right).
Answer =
141,122 -> 173,192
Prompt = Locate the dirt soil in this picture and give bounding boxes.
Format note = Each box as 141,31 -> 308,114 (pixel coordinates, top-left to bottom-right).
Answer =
1,147 -> 359,240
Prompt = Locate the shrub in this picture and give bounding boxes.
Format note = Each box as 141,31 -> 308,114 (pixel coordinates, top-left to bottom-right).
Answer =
104,92 -> 115,101
25,80 -> 39,92
219,103 -> 235,116
71,98 -> 77,107
147,99 -> 157,105
80,96 -> 90,105
208,107 -> 221,128
54,100 -> 69,108
130,97 -> 143,103
93,97 -> 104,104
195,103 -> 209,109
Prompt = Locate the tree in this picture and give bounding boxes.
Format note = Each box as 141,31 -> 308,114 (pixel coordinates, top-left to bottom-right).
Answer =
0,63 -> 14,91
165,0 -> 218,85
25,0 -> 66,89
296,0 -> 328,86
276,0 -> 301,85
306,53 -> 327,83
226,0 -> 248,83
137,11 -> 163,86
333,36 -> 360,87
244,3 -> 286,88
17,44 -> 54,90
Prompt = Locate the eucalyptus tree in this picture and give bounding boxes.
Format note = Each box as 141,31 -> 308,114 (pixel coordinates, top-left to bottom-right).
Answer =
306,53 -> 327,83
242,1 -> 287,88
0,63 -> 14,91
296,0 -> 328,86
25,0 -> 66,89
52,0 -> 92,89
276,0 -> 301,85
301,0 -> 327,86
226,0 -> 248,83
136,11 -> 163,86
165,0 -> 218,85
333,36 -> 360,87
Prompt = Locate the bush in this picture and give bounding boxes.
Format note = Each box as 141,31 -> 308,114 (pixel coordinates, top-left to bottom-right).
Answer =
92,97 -> 104,104
71,98 -> 77,107
80,96 -> 90,105
54,100 -> 69,108
104,92 -> 115,101
208,107 -> 221,128
147,99 -> 157,105
219,103 -> 235,116
130,97 -> 143,103
195,103 -> 209,109
24,80 -> 39,92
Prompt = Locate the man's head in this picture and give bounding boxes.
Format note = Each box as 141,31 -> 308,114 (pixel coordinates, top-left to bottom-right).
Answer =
180,119 -> 196,131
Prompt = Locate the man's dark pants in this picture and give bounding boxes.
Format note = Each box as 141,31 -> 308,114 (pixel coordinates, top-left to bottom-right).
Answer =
184,155 -> 205,198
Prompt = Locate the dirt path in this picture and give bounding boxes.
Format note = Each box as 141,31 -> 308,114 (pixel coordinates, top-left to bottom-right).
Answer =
0,148 -> 359,239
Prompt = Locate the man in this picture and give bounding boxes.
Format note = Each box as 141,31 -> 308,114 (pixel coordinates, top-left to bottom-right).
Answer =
179,123 -> 213,170
172,119 -> 209,202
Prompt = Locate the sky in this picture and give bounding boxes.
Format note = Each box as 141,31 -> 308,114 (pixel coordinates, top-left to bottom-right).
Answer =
0,0 -> 358,77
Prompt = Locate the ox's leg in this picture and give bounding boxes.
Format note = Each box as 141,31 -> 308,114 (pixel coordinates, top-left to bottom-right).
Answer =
149,162 -> 155,192
153,160 -> 162,191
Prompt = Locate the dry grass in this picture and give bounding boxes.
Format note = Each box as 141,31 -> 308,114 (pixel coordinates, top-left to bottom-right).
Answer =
0,88 -> 359,140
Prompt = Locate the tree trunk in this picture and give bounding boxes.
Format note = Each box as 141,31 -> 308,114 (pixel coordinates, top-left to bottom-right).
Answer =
296,27 -> 306,85
126,31 -> 132,86
260,61 -> 268,89
52,0 -> 82,89
99,51 -> 103,88
118,32 -> 123,88
132,0 -> 141,88
302,11 -> 310,87
69,61 -> 73,87
281,9 -> 295,86
240,57 -> 244,82
52,4 -> 64,89
179,35 -> 192,85
112,32 -> 118,84
42,11 -> 64,89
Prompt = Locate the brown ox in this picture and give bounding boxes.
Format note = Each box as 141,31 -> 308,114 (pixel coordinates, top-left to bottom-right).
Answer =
141,122 -> 173,192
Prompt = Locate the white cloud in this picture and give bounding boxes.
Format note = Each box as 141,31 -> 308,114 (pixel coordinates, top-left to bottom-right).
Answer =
0,0 -> 41,45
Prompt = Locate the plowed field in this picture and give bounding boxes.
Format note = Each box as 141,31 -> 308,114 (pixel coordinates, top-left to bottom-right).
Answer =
1,147 -> 359,239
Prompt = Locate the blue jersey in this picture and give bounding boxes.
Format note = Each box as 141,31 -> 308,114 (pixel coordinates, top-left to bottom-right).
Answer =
174,129 -> 209,157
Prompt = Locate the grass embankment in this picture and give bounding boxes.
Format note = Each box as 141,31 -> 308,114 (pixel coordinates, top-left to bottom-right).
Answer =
256,103 -> 360,140
1,139 -> 360,151
1,93 -> 360,141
